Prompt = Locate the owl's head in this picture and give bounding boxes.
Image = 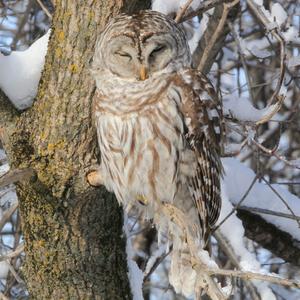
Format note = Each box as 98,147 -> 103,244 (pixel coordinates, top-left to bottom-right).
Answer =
91,10 -> 192,83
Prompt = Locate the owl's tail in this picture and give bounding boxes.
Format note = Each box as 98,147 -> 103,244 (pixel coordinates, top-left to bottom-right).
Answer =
169,241 -> 198,297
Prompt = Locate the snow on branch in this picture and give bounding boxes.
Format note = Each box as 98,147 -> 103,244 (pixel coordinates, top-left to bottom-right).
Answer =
221,157 -> 300,242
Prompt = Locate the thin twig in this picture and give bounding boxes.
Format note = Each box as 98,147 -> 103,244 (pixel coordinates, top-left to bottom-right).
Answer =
228,22 -> 255,102
0,202 -> 18,232
36,0 -> 52,20
0,243 -> 24,262
205,267 -> 300,288
175,0 -> 194,23
143,247 -> 172,283
180,0 -> 226,22
238,205 -> 300,222
251,138 -> 300,170
214,230 -> 260,300
246,0 -> 286,125
213,174 -> 259,233
261,176 -> 300,228
7,263 -> 24,284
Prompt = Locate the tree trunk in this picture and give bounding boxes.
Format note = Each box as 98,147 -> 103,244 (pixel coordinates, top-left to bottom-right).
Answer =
1,0 -> 149,298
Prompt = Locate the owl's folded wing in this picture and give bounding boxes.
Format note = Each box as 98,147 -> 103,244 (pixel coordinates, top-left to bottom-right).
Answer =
179,69 -> 224,237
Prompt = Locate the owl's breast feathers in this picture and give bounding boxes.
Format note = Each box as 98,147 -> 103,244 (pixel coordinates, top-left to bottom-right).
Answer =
93,68 -> 223,240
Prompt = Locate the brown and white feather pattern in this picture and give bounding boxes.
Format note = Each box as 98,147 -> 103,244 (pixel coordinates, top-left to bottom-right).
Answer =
93,68 -> 222,245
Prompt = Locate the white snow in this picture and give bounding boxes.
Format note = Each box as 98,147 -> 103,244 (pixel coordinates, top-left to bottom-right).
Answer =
124,215 -> 144,300
288,56 -> 300,68
271,3 -> 287,27
222,157 -> 300,241
0,30 -> 50,110
219,184 -> 276,300
283,26 -> 300,43
249,45 -> 272,58
223,96 -> 280,123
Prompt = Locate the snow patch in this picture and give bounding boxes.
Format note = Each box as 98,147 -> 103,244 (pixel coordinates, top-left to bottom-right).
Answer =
223,97 -> 280,122
124,215 -> 144,300
0,30 -> 50,110
219,183 -> 277,300
222,157 -> 300,241
271,3 -> 287,26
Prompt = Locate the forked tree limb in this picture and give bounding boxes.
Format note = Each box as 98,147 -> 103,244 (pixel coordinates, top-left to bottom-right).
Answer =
193,0 -> 240,74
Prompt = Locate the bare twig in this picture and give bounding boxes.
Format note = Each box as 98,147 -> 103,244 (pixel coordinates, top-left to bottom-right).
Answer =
205,267 -> 300,288
143,247 -> 172,283
180,0 -> 226,22
251,138 -> 300,170
246,0 -> 286,125
228,22 -> 255,102
175,0 -> 194,23
161,203 -> 228,300
7,263 -> 24,284
0,243 -> 24,262
238,205 -> 300,222
36,0 -> 52,20
213,174 -> 259,233
0,202 -> 18,231
0,168 -> 36,188
261,176 -> 300,228
214,230 -> 261,300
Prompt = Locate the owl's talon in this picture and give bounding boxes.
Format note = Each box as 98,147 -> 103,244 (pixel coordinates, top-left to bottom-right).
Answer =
86,170 -> 103,186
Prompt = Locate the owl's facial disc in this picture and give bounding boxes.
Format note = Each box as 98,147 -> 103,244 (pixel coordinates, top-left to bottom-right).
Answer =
105,34 -> 176,81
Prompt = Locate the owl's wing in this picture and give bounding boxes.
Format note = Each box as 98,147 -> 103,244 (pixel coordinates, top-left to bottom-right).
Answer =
178,69 -> 224,236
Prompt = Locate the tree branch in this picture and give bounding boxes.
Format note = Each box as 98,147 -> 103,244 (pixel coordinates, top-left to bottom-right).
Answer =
237,209 -> 300,267
0,168 -> 36,189
193,0 -> 240,74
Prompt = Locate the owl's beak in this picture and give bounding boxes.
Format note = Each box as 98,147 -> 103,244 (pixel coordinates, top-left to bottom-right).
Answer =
139,65 -> 148,81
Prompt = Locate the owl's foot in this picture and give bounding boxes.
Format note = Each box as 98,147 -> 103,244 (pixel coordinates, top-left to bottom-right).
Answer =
136,194 -> 148,206
86,169 -> 103,186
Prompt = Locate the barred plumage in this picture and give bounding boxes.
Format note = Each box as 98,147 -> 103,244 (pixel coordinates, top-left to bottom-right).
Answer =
91,10 -> 222,255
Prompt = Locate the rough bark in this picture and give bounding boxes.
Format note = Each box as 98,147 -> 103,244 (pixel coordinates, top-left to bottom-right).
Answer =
1,0 -> 149,298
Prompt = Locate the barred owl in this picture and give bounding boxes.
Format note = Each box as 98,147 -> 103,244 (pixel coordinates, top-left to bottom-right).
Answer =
90,10 -> 222,265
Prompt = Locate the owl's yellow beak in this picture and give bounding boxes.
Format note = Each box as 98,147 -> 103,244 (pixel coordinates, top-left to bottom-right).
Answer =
139,65 -> 148,81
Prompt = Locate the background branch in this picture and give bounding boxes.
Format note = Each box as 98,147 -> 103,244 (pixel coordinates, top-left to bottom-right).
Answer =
237,209 -> 300,267
193,0 -> 240,74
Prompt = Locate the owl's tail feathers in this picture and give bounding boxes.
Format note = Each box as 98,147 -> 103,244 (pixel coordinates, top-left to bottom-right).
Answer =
169,243 -> 230,299
160,203 -> 230,299
169,245 -> 197,297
